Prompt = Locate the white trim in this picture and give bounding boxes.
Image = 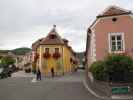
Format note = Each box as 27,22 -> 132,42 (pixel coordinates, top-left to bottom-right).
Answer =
90,19 -> 100,30
108,32 -> 125,53
90,29 -> 96,62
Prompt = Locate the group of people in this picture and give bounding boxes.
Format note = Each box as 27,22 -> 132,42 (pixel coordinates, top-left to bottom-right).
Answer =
36,67 -> 55,81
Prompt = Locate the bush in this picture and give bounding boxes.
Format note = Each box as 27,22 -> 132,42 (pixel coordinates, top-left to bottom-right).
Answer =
105,54 -> 133,82
90,54 -> 133,82
90,61 -> 106,81
1,56 -> 15,66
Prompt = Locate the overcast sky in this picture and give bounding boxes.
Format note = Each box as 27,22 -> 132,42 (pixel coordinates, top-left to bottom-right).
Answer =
0,0 -> 133,52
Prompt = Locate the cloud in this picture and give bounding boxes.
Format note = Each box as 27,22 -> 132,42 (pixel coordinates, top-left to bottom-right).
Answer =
0,0 -> 132,52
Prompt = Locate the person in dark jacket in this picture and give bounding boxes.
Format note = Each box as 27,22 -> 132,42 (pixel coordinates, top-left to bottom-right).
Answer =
51,68 -> 54,78
36,68 -> 41,81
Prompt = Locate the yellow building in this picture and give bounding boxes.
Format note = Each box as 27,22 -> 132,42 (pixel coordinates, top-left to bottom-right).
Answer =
32,25 -> 78,76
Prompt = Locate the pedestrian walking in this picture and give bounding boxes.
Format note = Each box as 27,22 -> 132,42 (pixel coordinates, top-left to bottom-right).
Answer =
51,68 -> 54,78
36,68 -> 41,81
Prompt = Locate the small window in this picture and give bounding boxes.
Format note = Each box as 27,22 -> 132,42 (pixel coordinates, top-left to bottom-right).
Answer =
55,48 -> 59,53
109,33 -> 125,52
45,48 -> 49,53
112,17 -> 117,22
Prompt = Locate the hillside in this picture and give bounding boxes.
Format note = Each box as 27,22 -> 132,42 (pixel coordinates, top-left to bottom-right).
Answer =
12,47 -> 31,55
0,47 -> 31,55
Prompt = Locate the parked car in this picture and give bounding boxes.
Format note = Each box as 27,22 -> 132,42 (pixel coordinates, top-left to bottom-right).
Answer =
25,68 -> 31,73
0,65 -> 18,79
77,64 -> 85,70
0,67 -> 12,79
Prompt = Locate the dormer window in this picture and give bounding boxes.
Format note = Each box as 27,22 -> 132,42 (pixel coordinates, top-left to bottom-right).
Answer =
49,34 -> 56,39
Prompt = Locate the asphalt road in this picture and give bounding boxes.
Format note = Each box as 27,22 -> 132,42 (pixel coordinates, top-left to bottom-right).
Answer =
0,70 -> 102,100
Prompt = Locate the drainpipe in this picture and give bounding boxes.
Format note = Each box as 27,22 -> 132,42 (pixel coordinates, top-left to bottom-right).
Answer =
39,46 -> 42,72
62,46 -> 64,75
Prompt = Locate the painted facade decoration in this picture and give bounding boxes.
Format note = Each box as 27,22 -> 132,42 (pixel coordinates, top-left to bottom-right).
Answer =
32,25 -> 77,76
86,6 -> 133,67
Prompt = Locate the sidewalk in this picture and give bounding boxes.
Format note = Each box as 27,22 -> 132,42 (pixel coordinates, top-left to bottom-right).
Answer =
11,71 -> 34,78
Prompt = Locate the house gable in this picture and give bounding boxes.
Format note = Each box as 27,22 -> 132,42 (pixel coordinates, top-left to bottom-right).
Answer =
89,6 -> 132,30
40,25 -> 64,45
87,6 -> 133,63
97,6 -> 132,18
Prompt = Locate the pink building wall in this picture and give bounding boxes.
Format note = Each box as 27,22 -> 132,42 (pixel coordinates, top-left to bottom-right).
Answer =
93,15 -> 133,61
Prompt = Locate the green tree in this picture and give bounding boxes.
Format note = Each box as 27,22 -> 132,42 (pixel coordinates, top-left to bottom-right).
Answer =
1,56 -> 15,67
12,47 -> 31,55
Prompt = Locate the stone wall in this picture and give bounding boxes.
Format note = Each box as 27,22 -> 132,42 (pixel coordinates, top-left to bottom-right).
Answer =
86,72 -> 111,97
86,71 -> 133,97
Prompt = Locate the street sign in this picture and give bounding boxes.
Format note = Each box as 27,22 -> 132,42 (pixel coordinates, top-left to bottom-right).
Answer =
112,86 -> 129,94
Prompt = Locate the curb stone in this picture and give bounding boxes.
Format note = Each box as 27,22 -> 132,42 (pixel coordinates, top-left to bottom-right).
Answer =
83,79 -> 133,100
83,80 -> 109,100
111,95 -> 133,100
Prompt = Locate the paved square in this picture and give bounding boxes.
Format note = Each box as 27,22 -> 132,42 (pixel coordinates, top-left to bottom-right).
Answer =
0,71 -> 101,100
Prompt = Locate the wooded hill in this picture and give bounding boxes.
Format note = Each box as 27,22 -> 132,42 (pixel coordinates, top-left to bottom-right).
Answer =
0,47 -> 31,55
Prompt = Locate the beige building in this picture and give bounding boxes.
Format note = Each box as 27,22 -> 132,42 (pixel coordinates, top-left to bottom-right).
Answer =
32,25 -> 78,76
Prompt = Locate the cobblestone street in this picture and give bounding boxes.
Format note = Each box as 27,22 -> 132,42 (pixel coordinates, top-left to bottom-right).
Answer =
0,70 -> 102,100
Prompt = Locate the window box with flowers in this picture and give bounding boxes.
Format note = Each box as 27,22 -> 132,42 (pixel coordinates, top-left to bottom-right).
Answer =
53,52 -> 61,60
53,48 -> 61,60
43,48 -> 51,59
34,53 -> 39,62
43,52 -> 51,59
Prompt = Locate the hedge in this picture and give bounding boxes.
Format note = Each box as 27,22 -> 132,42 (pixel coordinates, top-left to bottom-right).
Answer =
90,54 -> 133,82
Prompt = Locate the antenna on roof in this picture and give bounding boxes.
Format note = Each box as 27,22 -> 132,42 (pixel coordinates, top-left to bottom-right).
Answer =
53,24 -> 56,28
50,24 -> 57,33
49,24 -> 57,34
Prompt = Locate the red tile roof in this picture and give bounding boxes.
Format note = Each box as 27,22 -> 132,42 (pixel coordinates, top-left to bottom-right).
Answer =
40,26 -> 64,45
97,6 -> 132,18
32,25 -> 75,55
32,38 -> 43,51
89,6 -> 132,29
